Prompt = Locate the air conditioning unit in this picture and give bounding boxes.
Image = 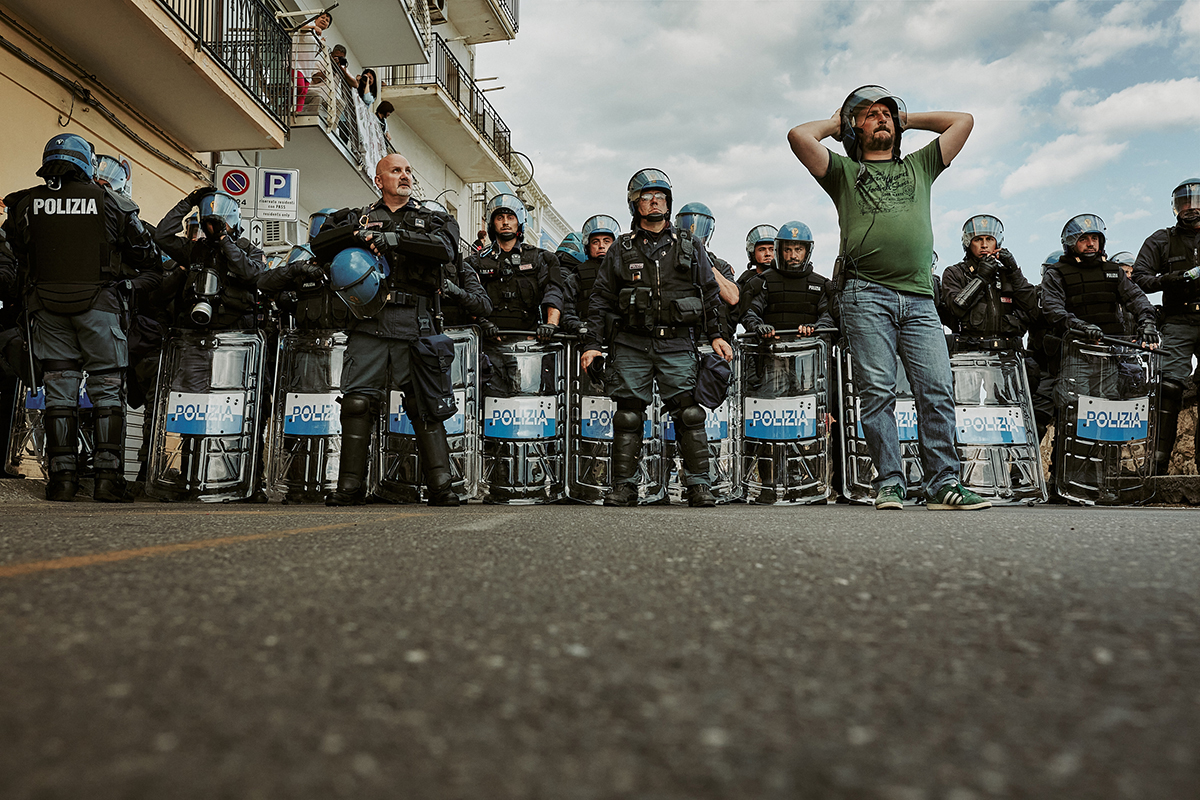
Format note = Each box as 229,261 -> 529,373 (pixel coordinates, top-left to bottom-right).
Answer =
427,0 -> 447,24
263,219 -> 300,249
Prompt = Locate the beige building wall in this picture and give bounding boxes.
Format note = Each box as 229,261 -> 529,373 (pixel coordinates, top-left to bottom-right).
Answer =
0,16 -> 205,227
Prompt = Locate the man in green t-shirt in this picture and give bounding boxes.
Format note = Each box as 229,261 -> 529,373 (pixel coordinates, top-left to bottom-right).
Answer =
787,85 -> 989,511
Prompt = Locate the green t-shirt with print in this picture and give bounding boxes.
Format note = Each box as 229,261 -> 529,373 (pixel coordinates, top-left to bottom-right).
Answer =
817,139 -> 945,297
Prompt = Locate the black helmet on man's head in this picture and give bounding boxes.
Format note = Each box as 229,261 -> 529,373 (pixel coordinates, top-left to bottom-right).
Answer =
1172,178 -> 1200,226
838,85 -> 907,162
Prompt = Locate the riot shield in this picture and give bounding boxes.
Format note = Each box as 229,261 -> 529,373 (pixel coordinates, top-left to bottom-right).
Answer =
375,326 -> 480,503
839,345 -> 924,504
146,330 -> 266,502
267,331 -> 347,503
479,333 -> 567,504
740,334 -> 833,504
7,380 -> 97,479
950,348 -> 1047,503
565,341 -> 665,505
660,342 -> 741,503
1053,336 -> 1158,505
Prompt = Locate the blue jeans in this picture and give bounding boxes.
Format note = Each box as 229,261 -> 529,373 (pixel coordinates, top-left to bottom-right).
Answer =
840,279 -> 959,496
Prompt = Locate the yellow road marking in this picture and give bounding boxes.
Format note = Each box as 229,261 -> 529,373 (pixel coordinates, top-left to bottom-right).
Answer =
0,514 -> 420,579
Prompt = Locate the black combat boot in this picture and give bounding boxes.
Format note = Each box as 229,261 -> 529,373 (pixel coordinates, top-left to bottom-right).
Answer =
413,418 -> 459,507
326,393 -> 374,506
603,408 -> 643,507
44,407 -> 79,502
93,406 -> 133,502
1155,379 -> 1185,476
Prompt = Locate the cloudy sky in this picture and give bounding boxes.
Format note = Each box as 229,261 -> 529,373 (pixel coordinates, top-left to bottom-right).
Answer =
476,0 -> 1200,281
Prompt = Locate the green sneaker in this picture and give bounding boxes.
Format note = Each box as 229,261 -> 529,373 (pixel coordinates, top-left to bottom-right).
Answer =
874,484 -> 905,510
927,482 -> 992,510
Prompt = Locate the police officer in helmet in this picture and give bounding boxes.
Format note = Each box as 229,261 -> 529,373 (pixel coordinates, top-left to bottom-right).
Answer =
561,214 -> 621,335
1132,179 -> 1200,475
468,193 -> 564,344
736,224 -> 779,291
739,221 -> 836,339
3,134 -> 159,501
1042,214 -> 1158,350
676,202 -> 739,338
580,168 -> 734,507
323,153 -> 462,506
941,214 -> 1039,349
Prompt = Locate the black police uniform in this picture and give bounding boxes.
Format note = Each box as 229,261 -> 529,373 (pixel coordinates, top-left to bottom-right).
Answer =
3,176 -> 159,501
583,223 -> 724,504
1132,223 -> 1200,473
439,257 -> 491,328
562,254 -> 602,334
941,252 -> 1039,349
327,197 -> 461,506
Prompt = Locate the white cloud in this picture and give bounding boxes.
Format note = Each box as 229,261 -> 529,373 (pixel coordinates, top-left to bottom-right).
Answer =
1060,78 -> 1200,136
1002,134 -> 1128,196
1112,208 -> 1152,223
1181,0 -> 1200,37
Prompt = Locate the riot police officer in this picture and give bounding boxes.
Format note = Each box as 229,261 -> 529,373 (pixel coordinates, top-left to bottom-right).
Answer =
2,134 -> 159,501
736,224 -> 778,291
941,215 -> 1039,349
739,221 -> 836,338
322,153 -> 462,506
561,214 -> 621,335
1132,179 -> 1200,475
555,232 -> 587,274
579,168 -> 733,507
469,193 -> 563,341
1042,215 -> 1158,348
676,202 -> 739,339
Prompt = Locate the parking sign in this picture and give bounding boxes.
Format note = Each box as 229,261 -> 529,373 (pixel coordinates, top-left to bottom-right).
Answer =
257,168 -> 299,220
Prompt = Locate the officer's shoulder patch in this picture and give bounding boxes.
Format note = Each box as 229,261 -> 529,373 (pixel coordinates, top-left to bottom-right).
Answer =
1105,272 -> 1120,279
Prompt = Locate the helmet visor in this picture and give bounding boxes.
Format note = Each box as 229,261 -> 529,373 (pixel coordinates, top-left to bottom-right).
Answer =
94,155 -> 129,194
198,193 -> 242,230
1173,183 -> 1200,216
677,213 -> 715,242
842,86 -> 907,133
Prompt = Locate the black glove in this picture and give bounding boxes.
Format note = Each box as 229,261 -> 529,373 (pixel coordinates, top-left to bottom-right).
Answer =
754,323 -> 776,338
576,324 -> 589,339
1159,271 -> 1190,287
442,278 -> 467,301
1069,319 -> 1104,342
973,257 -> 999,283
478,319 -> 501,340
996,248 -> 1019,272
537,321 -> 558,342
186,187 -> 212,207
294,261 -> 325,282
1138,322 -> 1159,346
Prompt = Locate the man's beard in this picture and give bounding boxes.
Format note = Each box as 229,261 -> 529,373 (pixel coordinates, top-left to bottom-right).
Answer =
395,185 -> 412,199
1179,209 -> 1200,227
864,129 -> 893,153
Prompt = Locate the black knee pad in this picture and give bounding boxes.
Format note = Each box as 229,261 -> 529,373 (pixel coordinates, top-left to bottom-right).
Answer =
662,392 -> 696,414
675,403 -> 706,430
612,409 -> 643,434
339,393 -> 375,419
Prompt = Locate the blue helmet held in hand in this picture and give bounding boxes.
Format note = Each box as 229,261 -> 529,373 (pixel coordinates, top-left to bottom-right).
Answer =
329,247 -> 391,319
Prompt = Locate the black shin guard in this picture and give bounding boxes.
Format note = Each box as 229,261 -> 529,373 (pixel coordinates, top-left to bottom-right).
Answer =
327,393 -> 375,505
1155,379 -> 1185,475
44,407 -> 79,501
93,406 -> 132,502
412,419 -> 458,506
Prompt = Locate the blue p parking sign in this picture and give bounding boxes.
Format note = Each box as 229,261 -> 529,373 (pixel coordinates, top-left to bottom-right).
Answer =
256,168 -> 299,220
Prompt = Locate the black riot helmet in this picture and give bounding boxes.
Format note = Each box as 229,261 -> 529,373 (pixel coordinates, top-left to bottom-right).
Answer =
838,85 -> 907,162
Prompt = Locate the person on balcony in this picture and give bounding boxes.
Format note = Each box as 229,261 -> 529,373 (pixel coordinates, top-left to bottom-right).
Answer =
292,10 -> 331,115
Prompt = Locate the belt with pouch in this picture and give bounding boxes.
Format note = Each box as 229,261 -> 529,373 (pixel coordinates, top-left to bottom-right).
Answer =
385,291 -> 427,308
628,324 -> 688,339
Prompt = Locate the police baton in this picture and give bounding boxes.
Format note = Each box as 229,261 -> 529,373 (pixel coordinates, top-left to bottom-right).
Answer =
1097,334 -> 1158,353
736,327 -> 840,341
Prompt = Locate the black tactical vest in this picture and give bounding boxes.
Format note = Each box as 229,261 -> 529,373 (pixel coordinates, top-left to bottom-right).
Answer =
1053,258 -> 1124,335
476,244 -> 547,330
1163,228 -> 1200,314
760,268 -> 826,328
611,230 -> 704,335
573,256 -> 602,319
364,205 -> 442,297
183,237 -> 259,326
949,257 -> 1020,337
26,181 -> 115,314
294,286 -> 350,330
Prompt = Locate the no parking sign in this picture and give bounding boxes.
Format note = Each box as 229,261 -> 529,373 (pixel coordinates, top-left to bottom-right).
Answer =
216,165 -> 256,217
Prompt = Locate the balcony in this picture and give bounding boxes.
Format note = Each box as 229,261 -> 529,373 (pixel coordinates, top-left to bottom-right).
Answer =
326,0 -> 428,68
440,0 -> 519,44
256,42 -> 391,212
4,0 -> 290,151
376,34 -> 516,183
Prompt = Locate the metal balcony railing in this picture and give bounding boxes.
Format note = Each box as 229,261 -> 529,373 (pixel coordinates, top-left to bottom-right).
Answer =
494,0 -> 520,34
375,34 -> 516,173
155,0 -> 292,127
292,39 -> 390,180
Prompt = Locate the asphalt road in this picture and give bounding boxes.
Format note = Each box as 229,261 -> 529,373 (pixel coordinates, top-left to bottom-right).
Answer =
1,487 -> 1197,799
